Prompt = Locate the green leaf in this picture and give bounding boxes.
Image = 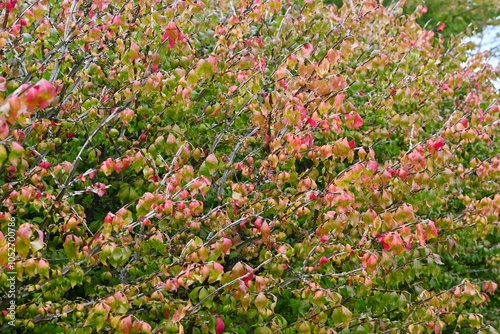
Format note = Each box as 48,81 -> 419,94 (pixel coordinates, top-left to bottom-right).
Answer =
332,306 -> 352,327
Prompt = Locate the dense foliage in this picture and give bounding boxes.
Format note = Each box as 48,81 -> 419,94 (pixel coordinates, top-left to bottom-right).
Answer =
0,0 -> 499,333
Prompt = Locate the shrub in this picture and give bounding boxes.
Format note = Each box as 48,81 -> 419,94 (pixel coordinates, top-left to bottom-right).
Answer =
0,0 -> 499,333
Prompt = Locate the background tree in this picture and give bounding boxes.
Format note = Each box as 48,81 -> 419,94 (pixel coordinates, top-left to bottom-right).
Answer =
0,0 -> 499,333
326,0 -> 500,38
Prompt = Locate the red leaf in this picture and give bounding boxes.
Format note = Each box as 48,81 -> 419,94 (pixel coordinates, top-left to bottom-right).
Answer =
377,235 -> 390,251
433,137 -> 445,151
215,317 -> 225,334
38,161 -> 51,169
5,0 -> 17,12
348,139 -> 356,149
279,79 -> 288,90
306,117 -> 318,127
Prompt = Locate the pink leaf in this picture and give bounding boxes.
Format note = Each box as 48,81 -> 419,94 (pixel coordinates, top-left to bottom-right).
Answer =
17,225 -> 32,242
212,262 -> 224,273
25,79 -> 56,111
0,77 -> 6,92
111,15 -> 123,27
260,221 -> 270,241
361,252 -> 379,273
297,105 -> 308,120
428,221 -> 438,238
344,112 -> 363,129
460,118 -> 468,128
220,238 -> 232,254
130,41 -> 140,52
416,223 -> 426,246
478,109 -> 484,122
378,233 -> 405,254
333,93 -> 344,111
92,183 -> 107,197
302,43 -> 314,58
352,112 -> 364,129
0,118 -> 9,140
162,21 -> 183,48
367,160 -> 379,172
327,49 -> 340,63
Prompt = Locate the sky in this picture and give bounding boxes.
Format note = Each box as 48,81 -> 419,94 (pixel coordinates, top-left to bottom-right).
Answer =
463,23 -> 500,89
